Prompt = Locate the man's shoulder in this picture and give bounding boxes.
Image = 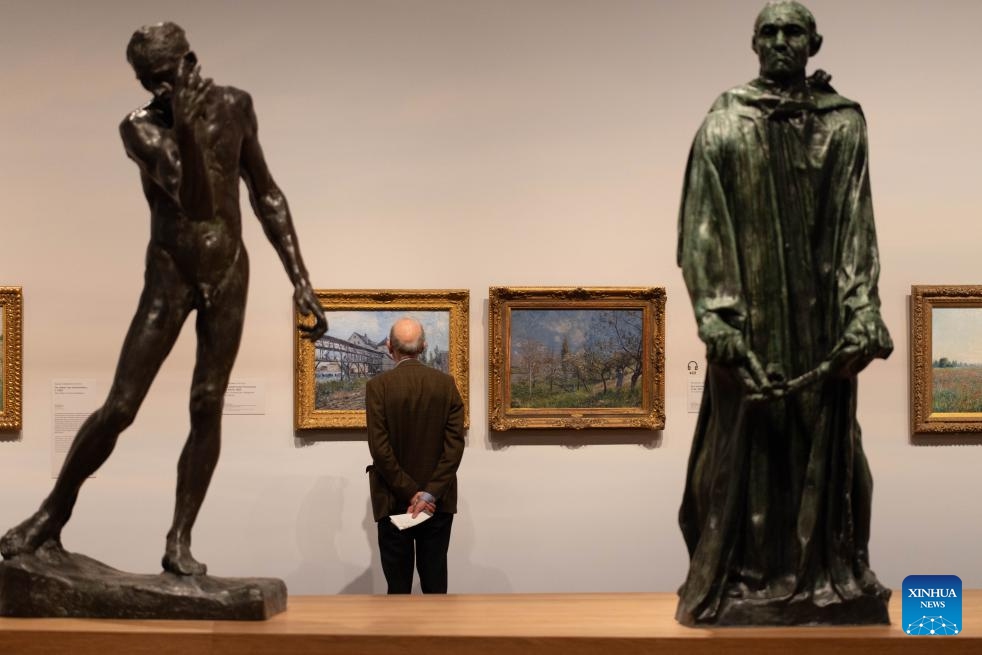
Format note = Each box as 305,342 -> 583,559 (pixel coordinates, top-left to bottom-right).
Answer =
366,368 -> 384,382
366,364 -> 401,388
409,361 -> 454,381
809,80 -> 862,115
182,84 -> 254,118
806,79 -> 866,134
379,361 -> 454,384
425,366 -> 459,397
706,83 -> 761,114
707,78 -> 861,115
120,104 -> 156,129
119,106 -> 162,148
218,85 -> 253,109
218,86 -> 258,132
366,368 -> 387,389
688,86 -> 757,149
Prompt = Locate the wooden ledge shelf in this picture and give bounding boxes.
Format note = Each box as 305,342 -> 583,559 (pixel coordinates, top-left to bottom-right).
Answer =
1,590 -> 979,654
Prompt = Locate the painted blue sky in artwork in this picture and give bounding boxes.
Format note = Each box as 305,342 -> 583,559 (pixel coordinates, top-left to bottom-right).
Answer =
511,309 -> 593,352
510,308 -> 641,354
320,310 -> 449,351
933,308 -> 982,364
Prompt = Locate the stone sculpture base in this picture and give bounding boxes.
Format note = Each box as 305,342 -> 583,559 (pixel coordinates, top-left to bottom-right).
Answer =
686,590 -> 891,627
0,542 -> 286,620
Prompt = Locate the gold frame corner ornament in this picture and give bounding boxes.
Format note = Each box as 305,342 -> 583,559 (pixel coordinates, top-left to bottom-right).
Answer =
488,286 -> 666,431
0,287 -> 23,431
295,289 -> 469,430
910,284 -> 982,434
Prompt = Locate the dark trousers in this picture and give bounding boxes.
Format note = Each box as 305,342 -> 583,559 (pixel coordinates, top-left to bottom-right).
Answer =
377,512 -> 453,594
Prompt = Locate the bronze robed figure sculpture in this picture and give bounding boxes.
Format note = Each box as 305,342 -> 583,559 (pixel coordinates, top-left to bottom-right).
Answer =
0,22 -> 327,619
676,1 -> 892,626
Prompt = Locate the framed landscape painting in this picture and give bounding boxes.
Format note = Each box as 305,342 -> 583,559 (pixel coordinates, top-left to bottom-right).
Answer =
0,287 -> 23,431
489,287 -> 665,431
910,285 -> 982,434
295,289 -> 469,430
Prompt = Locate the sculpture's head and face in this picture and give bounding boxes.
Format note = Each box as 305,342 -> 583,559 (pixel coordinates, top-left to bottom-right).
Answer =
752,1 -> 822,87
126,22 -> 192,102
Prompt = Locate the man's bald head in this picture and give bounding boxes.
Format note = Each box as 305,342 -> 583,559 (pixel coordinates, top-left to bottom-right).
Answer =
389,318 -> 426,359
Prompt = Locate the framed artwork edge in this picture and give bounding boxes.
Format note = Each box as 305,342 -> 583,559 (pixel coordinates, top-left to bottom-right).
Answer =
488,286 -> 666,431
0,287 -> 23,431
295,289 -> 470,431
910,284 -> 982,434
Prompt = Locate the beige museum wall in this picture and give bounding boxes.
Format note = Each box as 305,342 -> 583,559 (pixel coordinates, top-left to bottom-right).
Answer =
0,0 -> 979,595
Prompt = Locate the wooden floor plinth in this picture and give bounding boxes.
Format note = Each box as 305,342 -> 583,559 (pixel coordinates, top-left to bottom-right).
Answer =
0,590 -> 979,654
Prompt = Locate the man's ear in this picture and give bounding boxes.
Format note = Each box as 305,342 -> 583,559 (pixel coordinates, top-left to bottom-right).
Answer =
810,33 -> 823,57
751,33 -> 759,55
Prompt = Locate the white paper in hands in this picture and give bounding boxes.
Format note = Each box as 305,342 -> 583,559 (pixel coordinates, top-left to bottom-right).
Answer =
389,511 -> 433,531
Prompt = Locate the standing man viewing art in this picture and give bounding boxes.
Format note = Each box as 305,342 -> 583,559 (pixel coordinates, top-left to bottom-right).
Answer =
366,318 -> 465,594
676,1 -> 892,625
1,22 -> 327,576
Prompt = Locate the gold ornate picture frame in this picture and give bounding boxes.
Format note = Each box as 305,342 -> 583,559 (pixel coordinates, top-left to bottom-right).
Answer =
489,286 -> 665,431
295,289 -> 469,430
0,287 -> 23,431
910,285 -> 982,434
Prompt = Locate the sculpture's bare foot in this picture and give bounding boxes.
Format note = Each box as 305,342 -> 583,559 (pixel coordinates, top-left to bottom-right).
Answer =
162,541 -> 207,576
0,510 -> 61,559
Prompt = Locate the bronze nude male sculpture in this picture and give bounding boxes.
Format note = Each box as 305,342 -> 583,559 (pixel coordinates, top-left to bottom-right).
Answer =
676,1 -> 892,625
1,22 -> 327,579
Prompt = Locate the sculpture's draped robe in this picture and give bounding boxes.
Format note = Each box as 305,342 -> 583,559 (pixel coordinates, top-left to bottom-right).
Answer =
676,78 -> 891,624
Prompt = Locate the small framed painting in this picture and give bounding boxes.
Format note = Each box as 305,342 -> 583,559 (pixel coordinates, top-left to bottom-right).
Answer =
295,289 -> 469,430
0,287 -> 23,431
910,285 -> 982,434
489,286 -> 665,431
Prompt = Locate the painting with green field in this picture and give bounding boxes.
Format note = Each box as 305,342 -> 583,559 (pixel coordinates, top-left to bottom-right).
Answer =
509,308 -> 643,409
932,307 -> 982,413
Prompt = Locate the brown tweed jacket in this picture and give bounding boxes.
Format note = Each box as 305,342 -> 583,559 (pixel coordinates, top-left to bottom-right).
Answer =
365,359 -> 465,521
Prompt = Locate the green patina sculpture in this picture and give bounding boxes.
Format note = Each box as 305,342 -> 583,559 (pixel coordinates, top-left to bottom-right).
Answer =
676,1 -> 892,626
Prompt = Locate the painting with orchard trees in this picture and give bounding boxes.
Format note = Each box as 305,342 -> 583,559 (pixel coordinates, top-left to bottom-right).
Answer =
509,309 -> 643,409
488,286 -> 665,431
